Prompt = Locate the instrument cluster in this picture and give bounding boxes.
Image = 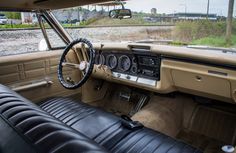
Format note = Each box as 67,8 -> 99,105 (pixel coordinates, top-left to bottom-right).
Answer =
95,51 -> 161,81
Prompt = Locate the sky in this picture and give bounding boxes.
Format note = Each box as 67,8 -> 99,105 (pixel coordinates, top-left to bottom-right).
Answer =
122,0 -> 235,16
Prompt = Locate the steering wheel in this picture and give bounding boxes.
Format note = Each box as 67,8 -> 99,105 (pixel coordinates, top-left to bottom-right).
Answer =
58,38 -> 95,89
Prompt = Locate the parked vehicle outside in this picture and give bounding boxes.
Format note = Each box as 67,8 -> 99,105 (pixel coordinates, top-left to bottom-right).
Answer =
0,14 -> 7,24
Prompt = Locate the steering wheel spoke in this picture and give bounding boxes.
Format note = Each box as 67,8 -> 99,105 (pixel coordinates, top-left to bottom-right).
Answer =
62,62 -> 80,69
81,43 -> 89,62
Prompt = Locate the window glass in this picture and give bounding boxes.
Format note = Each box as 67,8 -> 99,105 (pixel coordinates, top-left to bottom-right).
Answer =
0,11 -> 65,56
42,19 -> 66,49
0,12 -> 43,56
53,0 -> 234,49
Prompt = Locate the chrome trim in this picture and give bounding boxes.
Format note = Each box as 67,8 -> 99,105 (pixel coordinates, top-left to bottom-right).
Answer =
112,72 -> 137,82
113,72 -> 157,87
40,10 -> 72,45
12,80 -> 53,92
137,77 -> 157,86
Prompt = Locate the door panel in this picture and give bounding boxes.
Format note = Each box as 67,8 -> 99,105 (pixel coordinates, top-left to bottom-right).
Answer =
0,50 -> 81,102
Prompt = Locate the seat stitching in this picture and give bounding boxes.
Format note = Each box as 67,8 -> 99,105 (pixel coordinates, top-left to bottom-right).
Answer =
0,111 -> 41,152
24,122 -> 73,136
45,99 -> 75,113
40,98 -> 66,110
52,103 -> 79,117
64,108 -> 94,124
1,103 -> 26,113
110,129 -> 144,152
0,99 -> 24,107
98,124 -> 123,144
118,132 -> 147,153
93,120 -> 121,140
9,109 -> 53,122
136,133 -> 159,153
152,136 -> 172,153
56,105 -> 89,121
68,110 -> 96,126
178,144 -> 188,153
34,130 -> 83,145
42,99 -> 74,112
166,141 -> 179,153
4,107 -> 47,119
126,130 -> 155,153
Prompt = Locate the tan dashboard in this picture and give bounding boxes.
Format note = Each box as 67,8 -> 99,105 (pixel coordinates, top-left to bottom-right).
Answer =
91,43 -> 236,104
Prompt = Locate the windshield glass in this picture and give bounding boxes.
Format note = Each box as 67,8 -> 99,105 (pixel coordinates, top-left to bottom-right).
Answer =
0,15 -> 6,19
53,0 -> 235,48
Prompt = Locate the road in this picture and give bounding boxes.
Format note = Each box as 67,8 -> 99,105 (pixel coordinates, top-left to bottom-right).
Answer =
0,26 -> 173,56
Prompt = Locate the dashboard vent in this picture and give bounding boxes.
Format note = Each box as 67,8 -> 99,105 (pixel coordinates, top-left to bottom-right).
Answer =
130,45 -> 151,52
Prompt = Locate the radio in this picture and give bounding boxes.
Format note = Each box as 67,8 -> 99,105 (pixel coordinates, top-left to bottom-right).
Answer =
136,55 -> 161,80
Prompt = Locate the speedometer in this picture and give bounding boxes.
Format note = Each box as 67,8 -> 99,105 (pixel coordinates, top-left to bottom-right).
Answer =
106,54 -> 118,70
118,55 -> 131,72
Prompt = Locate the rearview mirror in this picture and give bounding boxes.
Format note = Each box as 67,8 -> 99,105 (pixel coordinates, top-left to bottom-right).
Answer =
109,9 -> 132,19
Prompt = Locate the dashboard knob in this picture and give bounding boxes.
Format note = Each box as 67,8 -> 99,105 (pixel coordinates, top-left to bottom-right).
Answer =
126,75 -> 131,79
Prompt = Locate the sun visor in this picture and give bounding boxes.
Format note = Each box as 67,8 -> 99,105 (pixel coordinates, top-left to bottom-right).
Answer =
0,0 -> 111,11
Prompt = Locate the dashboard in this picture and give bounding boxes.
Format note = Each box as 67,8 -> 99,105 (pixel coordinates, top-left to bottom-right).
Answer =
91,43 -> 236,104
95,51 -> 161,87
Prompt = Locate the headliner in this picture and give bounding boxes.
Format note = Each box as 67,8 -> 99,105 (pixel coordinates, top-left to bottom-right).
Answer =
0,0 -> 111,11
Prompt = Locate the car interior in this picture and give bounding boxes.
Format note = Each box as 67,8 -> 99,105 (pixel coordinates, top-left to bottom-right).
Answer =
0,0 -> 236,153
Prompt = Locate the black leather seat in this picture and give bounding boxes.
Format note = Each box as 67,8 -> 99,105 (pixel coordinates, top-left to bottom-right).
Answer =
40,97 -> 203,153
0,85 -> 108,153
0,83 -> 202,153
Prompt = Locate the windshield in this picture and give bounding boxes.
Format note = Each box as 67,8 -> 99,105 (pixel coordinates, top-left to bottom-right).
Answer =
52,0 -> 235,49
0,0 -> 234,56
0,15 -> 6,19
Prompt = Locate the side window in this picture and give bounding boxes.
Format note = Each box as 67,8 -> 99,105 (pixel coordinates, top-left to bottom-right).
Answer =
0,12 -> 44,56
0,11 -> 65,56
41,18 -> 66,49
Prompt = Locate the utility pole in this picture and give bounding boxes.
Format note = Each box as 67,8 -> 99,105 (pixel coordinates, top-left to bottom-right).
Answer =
206,0 -> 210,19
180,4 -> 187,20
226,0 -> 235,44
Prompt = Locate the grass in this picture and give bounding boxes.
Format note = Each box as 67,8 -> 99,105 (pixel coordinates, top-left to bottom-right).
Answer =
88,16 -> 174,26
173,20 -> 229,43
0,17 -> 173,29
0,24 -> 39,29
1,19 -> 235,48
89,16 -> 146,25
191,35 -> 236,47
173,20 -> 236,47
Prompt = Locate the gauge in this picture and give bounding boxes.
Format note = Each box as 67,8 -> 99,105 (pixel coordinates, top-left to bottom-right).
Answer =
131,65 -> 138,74
132,57 -> 137,64
106,54 -> 118,70
118,55 -> 131,72
95,54 -> 105,65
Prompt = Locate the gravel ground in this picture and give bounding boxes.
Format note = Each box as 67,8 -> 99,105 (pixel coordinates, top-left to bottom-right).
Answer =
0,26 -> 173,56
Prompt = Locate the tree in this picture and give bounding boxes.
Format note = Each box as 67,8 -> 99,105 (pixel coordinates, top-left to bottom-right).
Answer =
226,0 -> 235,44
3,12 -> 21,19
